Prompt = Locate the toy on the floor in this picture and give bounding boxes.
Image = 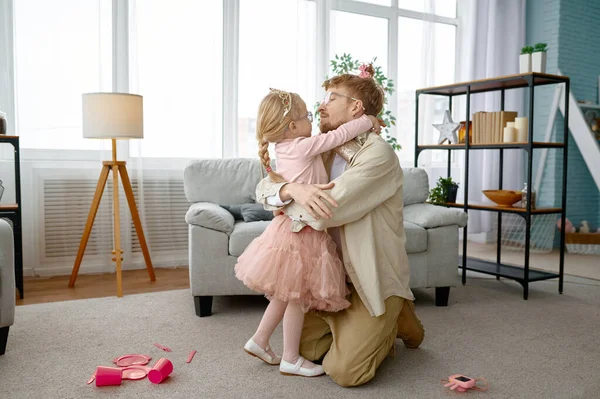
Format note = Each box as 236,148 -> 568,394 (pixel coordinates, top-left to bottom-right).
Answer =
87,343 -> 194,387
187,350 -> 197,363
148,358 -> 173,384
113,353 -> 152,367
442,374 -> 489,392
154,342 -> 173,352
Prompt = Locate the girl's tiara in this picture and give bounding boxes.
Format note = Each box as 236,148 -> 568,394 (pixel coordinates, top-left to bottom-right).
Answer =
269,88 -> 292,121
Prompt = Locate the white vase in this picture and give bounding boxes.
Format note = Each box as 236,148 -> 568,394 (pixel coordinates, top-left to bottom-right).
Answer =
519,54 -> 531,73
532,52 -> 547,73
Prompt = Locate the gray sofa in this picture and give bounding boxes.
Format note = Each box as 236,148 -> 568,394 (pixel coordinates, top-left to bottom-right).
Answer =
0,219 -> 15,355
184,158 -> 467,317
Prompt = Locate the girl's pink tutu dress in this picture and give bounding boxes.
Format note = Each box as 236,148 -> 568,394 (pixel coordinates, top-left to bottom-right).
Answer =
235,115 -> 373,313
235,215 -> 350,312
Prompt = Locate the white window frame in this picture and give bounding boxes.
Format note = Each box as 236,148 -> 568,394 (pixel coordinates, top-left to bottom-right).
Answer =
1,0 -> 460,162
316,0 -> 460,167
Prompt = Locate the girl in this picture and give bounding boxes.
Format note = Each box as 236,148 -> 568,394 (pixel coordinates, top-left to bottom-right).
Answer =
235,88 -> 380,377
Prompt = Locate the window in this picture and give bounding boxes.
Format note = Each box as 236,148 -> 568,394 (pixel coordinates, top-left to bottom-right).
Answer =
329,11 -> 389,76
398,0 -> 457,18
129,0 -> 223,158
356,0 -> 392,6
237,0 -> 316,158
13,0 -> 112,150
396,17 -> 456,165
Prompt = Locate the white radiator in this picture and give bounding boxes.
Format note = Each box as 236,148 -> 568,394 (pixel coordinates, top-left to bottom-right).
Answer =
41,172 -> 189,267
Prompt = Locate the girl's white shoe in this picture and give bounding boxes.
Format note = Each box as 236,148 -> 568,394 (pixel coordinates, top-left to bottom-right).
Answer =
279,356 -> 325,377
243,338 -> 281,365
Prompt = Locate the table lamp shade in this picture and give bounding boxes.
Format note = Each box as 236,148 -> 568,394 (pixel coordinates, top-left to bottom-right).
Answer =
82,93 -> 143,139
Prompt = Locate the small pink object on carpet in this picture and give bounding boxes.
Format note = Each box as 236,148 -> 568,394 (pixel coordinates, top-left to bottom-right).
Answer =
148,358 -> 173,384
442,374 -> 489,393
95,366 -> 122,387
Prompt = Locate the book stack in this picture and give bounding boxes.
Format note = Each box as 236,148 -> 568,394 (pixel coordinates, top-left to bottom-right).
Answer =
471,111 -> 518,144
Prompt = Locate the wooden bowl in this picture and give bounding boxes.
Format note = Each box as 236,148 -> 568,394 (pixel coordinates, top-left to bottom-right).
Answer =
482,190 -> 522,207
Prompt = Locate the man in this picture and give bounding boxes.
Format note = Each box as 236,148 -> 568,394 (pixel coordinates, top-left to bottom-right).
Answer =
255,71 -> 424,387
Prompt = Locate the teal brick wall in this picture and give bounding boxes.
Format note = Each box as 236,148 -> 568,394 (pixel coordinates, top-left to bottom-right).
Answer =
526,0 -> 600,238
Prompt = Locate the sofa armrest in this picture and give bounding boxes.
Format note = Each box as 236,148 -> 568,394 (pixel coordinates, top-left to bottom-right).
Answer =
185,202 -> 235,235
0,219 -> 15,328
404,203 -> 468,229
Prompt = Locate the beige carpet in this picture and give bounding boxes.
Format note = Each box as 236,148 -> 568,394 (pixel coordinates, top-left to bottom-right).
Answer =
1,275 -> 599,399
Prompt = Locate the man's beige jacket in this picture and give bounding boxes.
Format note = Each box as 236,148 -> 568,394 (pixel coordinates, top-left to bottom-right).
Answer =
256,133 -> 414,317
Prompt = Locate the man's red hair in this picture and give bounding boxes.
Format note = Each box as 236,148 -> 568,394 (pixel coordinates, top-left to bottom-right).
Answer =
323,65 -> 385,116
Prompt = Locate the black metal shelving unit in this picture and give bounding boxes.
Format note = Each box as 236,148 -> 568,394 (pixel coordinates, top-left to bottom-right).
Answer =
0,135 -> 23,299
415,72 -> 570,300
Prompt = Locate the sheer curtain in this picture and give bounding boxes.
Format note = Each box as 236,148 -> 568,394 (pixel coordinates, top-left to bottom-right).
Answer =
454,0 -> 526,236
394,3 -> 458,174
125,0 -> 316,269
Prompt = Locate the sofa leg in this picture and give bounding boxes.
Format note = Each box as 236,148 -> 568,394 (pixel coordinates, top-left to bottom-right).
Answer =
194,296 -> 213,317
435,287 -> 450,307
0,326 -> 9,355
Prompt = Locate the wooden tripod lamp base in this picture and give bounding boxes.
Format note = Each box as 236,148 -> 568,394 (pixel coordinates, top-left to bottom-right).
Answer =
69,93 -> 155,297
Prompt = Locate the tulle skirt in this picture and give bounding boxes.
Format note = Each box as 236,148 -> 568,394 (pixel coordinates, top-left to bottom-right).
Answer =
234,215 -> 351,313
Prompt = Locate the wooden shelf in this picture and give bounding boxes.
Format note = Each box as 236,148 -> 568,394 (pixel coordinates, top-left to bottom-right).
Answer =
417,72 -> 569,96
0,135 -> 19,140
415,72 -> 569,300
418,142 -> 565,150
0,204 -> 19,211
445,202 -> 562,215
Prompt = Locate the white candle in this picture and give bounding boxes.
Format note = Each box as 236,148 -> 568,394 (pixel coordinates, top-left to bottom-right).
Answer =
514,117 -> 528,142
506,121 -> 515,128
503,126 -> 516,142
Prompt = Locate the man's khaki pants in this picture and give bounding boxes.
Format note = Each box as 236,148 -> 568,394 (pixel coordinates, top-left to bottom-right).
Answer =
299,286 -> 403,387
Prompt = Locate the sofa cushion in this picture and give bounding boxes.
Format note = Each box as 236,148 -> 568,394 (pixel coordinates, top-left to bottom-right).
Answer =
240,204 -> 274,222
404,203 -> 468,228
229,221 -> 271,257
402,168 -> 430,205
184,158 -> 264,205
404,221 -> 427,254
221,204 -> 244,221
221,204 -> 275,222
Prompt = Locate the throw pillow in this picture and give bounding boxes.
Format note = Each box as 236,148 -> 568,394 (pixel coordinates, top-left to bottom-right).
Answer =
221,204 -> 244,221
240,203 -> 274,222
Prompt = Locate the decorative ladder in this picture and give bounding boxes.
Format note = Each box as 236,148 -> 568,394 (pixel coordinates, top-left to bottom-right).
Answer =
535,70 -> 600,194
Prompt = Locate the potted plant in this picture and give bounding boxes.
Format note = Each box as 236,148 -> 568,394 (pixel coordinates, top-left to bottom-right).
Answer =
519,46 -> 533,73
317,54 -> 401,151
532,42 -> 548,73
429,177 -> 459,205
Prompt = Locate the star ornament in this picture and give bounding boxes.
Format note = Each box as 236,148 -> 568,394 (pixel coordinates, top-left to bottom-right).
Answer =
433,110 -> 460,144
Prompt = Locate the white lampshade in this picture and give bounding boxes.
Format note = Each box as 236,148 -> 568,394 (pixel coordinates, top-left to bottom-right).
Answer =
82,93 -> 143,139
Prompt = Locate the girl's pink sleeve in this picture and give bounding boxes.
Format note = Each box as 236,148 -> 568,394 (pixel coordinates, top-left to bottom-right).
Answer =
294,115 -> 373,158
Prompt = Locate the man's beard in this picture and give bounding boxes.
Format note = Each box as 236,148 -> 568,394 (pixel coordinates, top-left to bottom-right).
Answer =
319,115 -> 343,133
319,120 -> 336,133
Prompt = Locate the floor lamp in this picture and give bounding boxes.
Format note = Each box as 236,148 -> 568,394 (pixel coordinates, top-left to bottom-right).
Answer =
68,93 -> 156,297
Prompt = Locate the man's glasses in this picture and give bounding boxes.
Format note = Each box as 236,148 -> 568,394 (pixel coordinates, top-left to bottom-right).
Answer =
295,111 -> 313,123
320,91 -> 365,110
